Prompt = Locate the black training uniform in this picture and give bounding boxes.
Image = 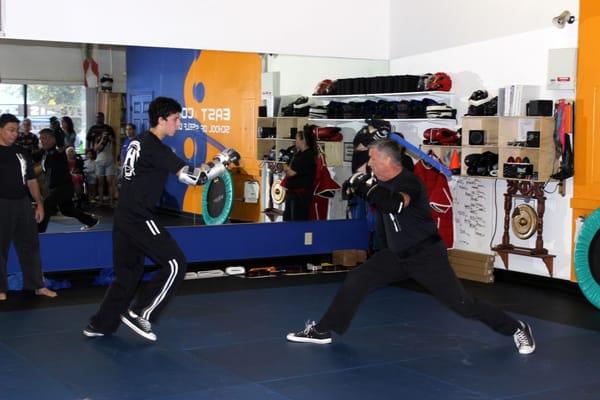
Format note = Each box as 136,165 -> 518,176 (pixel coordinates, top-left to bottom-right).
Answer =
35,148 -> 97,233
317,168 -> 520,336
91,131 -> 188,333
0,145 -> 45,292
283,148 -> 316,221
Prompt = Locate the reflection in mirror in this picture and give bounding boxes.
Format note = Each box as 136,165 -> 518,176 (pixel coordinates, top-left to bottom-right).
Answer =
0,39 -> 388,234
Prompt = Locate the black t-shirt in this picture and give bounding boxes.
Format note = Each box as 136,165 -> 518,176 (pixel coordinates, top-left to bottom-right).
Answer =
34,149 -> 72,189
52,127 -> 66,148
15,132 -> 40,157
374,169 -> 438,253
86,123 -> 115,149
0,145 -> 36,199
285,148 -> 317,192
116,131 -> 187,221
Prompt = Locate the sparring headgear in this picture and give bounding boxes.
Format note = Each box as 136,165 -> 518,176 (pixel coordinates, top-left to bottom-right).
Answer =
313,79 -> 333,96
366,119 -> 391,140
426,72 -> 452,91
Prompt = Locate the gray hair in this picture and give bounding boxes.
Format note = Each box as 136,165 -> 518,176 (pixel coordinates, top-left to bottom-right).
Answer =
368,138 -> 404,166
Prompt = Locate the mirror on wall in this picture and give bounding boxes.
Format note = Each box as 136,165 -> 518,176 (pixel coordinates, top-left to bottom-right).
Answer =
0,39 -> 389,233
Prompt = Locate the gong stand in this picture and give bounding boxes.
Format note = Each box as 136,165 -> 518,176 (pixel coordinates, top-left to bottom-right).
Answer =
492,180 -> 555,276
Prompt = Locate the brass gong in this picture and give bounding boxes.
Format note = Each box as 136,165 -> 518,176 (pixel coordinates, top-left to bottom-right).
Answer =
271,179 -> 286,205
511,204 -> 538,240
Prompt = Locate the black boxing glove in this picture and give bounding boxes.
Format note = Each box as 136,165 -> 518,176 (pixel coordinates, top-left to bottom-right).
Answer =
348,172 -> 377,199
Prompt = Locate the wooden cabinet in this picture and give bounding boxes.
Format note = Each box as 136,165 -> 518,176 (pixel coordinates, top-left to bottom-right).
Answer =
456,116 -> 555,182
97,92 -> 125,162
497,116 -> 555,181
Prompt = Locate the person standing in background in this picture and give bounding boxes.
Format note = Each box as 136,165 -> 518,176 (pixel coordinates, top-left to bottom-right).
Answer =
16,118 -> 40,158
281,126 -> 318,221
94,127 -> 116,207
49,116 -> 66,150
120,123 -> 137,167
86,112 -> 115,150
0,114 -> 57,301
61,116 -> 77,149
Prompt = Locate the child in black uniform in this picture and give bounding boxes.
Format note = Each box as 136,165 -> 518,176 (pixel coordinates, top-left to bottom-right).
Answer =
84,97 -> 238,341
287,138 -> 536,355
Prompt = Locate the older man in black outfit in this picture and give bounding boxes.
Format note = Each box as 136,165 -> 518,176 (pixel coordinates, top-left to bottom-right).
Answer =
287,138 -> 536,355
35,129 -> 99,233
0,114 -> 56,301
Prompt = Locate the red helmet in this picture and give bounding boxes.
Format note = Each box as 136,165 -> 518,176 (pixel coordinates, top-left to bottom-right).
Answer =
426,72 -> 452,91
423,127 -> 459,145
313,79 -> 333,95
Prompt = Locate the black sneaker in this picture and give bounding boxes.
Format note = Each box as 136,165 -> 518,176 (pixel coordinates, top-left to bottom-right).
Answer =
81,216 -> 100,231
286,321 -> 332,344
120,310 -> 157,342
82,324 -> 105,338
513,320 -> 535,354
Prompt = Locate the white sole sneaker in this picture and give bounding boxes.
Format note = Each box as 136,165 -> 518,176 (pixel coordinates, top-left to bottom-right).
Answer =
82,329 -> 104,337
120,314 -> 157,342
81,216 -> 100,231
286,333 -> 332,344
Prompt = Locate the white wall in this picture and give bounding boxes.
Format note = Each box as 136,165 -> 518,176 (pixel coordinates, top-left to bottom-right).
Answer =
268,54 -> 388,96
4,0 -> 390,60
389,20 -> 579,279
0,40 -> 126,91
390,0 -> 579,58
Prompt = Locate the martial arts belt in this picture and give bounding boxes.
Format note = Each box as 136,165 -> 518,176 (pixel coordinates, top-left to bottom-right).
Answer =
201,169 -> 234,225
574,208 -> 600,309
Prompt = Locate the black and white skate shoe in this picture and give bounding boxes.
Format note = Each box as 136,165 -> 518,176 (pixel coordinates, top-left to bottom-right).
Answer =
286,321 -> 332,344
120,310 -> 157,342
513,320 -> 535,354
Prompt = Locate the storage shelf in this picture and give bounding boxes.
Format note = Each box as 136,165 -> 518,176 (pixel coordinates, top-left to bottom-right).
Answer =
421,144 -> 462,149
498,146 -> 542,150
457,175 -> 499,180
256,116 -> 342,166
312,91 -> 454,100
462,144 -> 498,149
308,118 -> 457,123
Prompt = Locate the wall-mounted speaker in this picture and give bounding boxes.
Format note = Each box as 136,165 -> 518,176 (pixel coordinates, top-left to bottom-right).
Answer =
526,131 -> 540,148
468,130 -> 485,145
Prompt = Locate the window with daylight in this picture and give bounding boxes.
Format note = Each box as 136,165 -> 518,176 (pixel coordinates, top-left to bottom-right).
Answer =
0,83 -> 87,151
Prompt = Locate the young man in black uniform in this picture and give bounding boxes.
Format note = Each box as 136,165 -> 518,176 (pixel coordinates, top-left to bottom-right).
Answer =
35,129 -> 99,233
287,138 -> 536,355
0,114 -> 56,301
84,97 -> 239,341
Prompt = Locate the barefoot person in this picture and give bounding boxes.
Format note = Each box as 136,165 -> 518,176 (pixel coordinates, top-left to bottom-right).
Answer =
0,113 -> 57,300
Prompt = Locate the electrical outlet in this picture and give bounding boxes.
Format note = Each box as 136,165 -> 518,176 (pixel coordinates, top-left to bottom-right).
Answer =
304,232 -> 313,246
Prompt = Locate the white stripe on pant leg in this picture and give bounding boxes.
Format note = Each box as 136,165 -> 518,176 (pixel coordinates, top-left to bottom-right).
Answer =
142,259 -> 178,320
149,220 -> 161,235
146,220 -> 158,236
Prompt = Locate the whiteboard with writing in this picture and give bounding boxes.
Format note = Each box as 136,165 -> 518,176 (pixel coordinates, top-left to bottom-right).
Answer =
451,177 -> 498,254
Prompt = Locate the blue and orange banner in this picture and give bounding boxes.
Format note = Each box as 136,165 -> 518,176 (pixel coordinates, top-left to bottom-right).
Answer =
127,47 -> 261,221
